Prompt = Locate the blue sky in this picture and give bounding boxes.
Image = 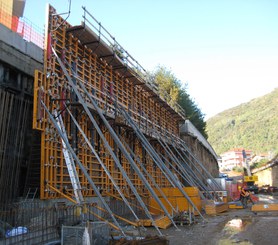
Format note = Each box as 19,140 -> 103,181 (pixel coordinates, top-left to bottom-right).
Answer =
24,0 -> 278,119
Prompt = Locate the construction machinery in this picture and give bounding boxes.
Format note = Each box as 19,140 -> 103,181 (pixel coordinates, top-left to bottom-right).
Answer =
242,150 -> 259,194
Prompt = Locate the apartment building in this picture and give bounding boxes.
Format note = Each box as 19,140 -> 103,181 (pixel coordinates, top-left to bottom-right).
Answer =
219,148 -> 252,170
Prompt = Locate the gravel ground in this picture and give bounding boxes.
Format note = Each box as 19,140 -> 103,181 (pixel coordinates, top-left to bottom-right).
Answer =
146,194 -> 278,245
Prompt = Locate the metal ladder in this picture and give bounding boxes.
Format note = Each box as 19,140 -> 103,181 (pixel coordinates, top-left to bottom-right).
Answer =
52,47 -> 177,234
42,102 -> 126,236
54,110 -> 84,204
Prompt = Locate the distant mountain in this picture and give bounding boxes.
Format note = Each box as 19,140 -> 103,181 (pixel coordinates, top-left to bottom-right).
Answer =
206,88 -> 278,156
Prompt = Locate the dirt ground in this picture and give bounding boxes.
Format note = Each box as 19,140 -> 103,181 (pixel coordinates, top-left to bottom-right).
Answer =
146,194 -> 278,245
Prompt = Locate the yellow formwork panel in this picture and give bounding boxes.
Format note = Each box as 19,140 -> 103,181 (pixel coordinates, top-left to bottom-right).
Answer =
33,5 -> 183,200
150,197 -> 177,215
172,187 -> 199,197
155,216 -> 172,229
149,187 -> 201,215
205,203 -> 228,215
153,187 -> 199,197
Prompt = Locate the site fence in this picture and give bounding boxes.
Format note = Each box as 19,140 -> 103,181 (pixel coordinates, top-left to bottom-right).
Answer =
0,198 -> 143,245
0,202 -> 98,245
0,1 -> 44,48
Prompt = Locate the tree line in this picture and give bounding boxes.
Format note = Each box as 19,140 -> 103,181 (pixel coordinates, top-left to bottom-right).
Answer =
148,66 -> 207,138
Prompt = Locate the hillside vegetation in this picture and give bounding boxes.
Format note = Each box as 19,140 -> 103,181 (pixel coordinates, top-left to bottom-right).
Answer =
149,66 -> 207,137
206,88 -> 278,155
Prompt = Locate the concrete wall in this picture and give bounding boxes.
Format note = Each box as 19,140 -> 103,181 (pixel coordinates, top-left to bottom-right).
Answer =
0,23 -> 43,207
181,134 -> 219,178
0,24 -> 43,76
255,164 -> 278,187
179,120 -> 219,181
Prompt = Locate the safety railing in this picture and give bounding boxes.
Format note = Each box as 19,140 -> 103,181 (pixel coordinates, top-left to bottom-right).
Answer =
0,1 -> 44,48
82,6 -> 186,119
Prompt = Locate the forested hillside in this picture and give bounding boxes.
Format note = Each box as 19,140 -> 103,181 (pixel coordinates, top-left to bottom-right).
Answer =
206,88 -> 278,155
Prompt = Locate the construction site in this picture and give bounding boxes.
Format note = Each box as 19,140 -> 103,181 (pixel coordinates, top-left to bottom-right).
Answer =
0,1 -> 278,245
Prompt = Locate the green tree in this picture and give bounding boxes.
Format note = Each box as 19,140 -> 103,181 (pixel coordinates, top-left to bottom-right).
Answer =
178,88 -> 207,138
149,66 -> 207,138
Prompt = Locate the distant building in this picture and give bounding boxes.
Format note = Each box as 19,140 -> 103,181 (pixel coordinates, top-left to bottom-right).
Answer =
219,148 -> 252,171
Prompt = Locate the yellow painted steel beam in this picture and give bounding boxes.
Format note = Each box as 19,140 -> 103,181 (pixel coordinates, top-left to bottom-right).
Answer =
88,210 -> 120,231
244,175 -> 258,182
48,185 -> 121,230
93,204 -> 138,227
228,204 -> 243,209
105,191 -> 162,215
47,184 -> 77,203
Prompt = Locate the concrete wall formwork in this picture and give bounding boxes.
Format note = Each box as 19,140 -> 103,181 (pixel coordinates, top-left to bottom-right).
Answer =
0,3 -> 219,213
34,5 -> 179,201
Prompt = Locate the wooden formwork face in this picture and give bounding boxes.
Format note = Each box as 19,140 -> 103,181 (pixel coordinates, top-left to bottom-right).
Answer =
33,5 -> 180,199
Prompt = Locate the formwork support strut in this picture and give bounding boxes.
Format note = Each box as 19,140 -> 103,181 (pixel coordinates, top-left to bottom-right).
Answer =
65,106 -> 140,223
170,134 -> 223,191
118,134 -> 178,214
154,132 -> 212,198
55,111 -> 84,204
116,104 -> 205,219
77,79 -> 179,231
52,47 -> 170,235
41,102 -> 126,236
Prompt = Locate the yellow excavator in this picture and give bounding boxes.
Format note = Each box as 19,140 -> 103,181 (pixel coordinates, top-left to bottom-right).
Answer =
242,150 -> 258,194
